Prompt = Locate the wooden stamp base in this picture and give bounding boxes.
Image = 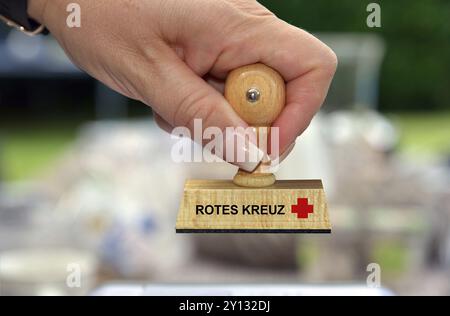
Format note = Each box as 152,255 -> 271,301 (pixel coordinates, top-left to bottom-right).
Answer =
176,179 -> 331,233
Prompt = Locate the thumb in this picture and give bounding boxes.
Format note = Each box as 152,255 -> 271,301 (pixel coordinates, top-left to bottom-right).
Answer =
143,52 -> 264,172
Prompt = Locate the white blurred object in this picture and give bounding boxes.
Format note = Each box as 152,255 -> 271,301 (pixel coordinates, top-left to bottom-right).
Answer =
92,283 -> 394,296
0,248 -> 97,296
277,114 -> 336,198
46,120 -> 192,278
325,110 -> 398,152
184,111 -> 397,203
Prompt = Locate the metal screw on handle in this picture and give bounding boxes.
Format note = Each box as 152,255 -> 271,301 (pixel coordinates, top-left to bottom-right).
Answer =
246,88 -> 261,103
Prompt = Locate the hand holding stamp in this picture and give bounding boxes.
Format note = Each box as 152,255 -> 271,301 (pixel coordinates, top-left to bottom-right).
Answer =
176,64 -> 331,233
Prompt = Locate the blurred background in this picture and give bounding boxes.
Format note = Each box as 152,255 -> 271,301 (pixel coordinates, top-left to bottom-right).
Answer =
0,0 -> 449,295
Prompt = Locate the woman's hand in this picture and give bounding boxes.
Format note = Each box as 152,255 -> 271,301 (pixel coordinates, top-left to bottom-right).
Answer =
29,0 -> 337,169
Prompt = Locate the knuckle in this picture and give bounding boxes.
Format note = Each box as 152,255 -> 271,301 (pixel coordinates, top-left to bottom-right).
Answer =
320,45 -> 338,75
172,88 -> 213,129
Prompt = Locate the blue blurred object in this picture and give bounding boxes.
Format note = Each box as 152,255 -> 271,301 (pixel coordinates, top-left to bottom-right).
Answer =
0,28 -> 81,77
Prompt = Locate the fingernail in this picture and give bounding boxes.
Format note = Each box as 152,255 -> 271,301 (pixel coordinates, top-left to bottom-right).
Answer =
225,129 -> 265,172
270,141 -> 296,167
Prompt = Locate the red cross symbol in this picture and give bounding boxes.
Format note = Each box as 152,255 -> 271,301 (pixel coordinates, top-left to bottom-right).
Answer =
291,198 -> 314,219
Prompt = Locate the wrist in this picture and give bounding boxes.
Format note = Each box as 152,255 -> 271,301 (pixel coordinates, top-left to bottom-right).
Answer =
28,0 -> 50,25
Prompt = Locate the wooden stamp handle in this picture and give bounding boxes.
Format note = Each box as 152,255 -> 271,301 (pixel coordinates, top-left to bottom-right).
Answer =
225,64 -> 286,127
225,64 -> 286,187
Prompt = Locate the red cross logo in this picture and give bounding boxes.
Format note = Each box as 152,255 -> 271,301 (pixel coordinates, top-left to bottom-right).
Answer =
291,198 -> 314,219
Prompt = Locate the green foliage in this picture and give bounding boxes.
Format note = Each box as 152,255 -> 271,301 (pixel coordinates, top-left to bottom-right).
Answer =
372,241 -> 407,275
0,122 -> 78,181
259,0 -> 450,111
390,112 -> 450,154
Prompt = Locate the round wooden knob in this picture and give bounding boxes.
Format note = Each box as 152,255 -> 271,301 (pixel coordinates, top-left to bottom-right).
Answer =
225,64 -> 285,127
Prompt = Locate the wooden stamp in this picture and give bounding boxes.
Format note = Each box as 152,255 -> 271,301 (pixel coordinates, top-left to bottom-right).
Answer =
176,64 -> 331,233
